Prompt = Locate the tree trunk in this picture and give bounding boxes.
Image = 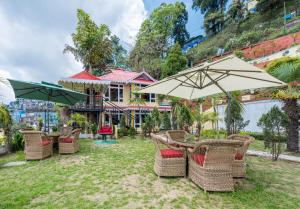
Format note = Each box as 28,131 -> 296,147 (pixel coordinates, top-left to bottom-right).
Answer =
282,99 -> 299,152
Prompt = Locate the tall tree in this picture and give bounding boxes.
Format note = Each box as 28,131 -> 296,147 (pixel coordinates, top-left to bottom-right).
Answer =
129,2 -> 189,78
227,0 -> 244,24
266,57 -> 300,151
110,35 -> 127,68
172,2 -> 190,47
162,42 -> 187,78
192,0 -> 228,36
64,9 -> 113,75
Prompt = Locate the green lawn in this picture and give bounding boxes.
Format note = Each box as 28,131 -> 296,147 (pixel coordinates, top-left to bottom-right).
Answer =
1,138 -> 300,209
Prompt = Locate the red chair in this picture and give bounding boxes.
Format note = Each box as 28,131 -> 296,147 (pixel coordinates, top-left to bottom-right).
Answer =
98,125 -> 113,140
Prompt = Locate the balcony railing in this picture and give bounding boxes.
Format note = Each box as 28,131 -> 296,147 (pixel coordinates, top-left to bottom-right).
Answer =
69,95 -> 104,111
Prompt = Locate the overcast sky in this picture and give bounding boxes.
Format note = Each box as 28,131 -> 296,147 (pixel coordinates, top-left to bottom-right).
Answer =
0,0 -> 204,103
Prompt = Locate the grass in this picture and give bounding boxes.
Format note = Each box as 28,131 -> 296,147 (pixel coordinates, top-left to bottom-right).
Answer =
1,137 -> 300,209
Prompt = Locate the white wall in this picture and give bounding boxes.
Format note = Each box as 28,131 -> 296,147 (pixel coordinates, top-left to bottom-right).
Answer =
217,99 -> 283,132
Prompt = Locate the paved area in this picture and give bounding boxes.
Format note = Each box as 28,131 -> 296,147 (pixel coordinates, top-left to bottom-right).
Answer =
247,150 -> 300,163
2,161 -> 26,167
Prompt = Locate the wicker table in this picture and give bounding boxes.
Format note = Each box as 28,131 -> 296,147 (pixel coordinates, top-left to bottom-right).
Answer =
48,132 -> 61,149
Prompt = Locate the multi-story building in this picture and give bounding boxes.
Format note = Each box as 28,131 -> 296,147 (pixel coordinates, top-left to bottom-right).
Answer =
59,68 -> 171,129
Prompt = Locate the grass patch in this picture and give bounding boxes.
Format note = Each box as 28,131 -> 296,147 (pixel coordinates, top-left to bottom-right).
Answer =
0,137 -> 300,209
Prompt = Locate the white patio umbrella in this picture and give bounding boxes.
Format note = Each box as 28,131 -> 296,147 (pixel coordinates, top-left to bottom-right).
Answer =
139,55 -> 286,133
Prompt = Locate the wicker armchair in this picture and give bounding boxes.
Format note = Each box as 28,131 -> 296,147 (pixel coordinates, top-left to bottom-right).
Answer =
58,129 -> 81,154
166,130 -> 189,143
151,133 -> 186,177
227,134 -> 254,178
188,140 -> 243,192
21,130 -> 53,160
60,126 -> 73,136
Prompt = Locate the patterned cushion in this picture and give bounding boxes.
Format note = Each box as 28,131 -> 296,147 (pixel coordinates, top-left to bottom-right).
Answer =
160,149 -> 183,158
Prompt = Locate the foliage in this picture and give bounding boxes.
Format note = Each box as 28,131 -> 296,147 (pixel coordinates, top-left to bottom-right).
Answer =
110,35 -> 127,68
201,129 -> 227,139
141,115 -> 153,137
52,126 -> 58,132
161,111 -> 171,130
37,117 -> 43,131
192,110 -> 215,139
129,2 -> 189,78
171,99 -> 193,130
68,113 -> 86,129
172,2 -> 190,46
64,9 -> 113,75
161,42 -> 187,78
257,106 -> 288,160
234,50 -> 244,58
11,131 -> 24,152
266,57 -> 300,151
227,0 -> 244,24
192,0 -> 228,35
256,0 -> 284,14
127,127 -> 137,138
90,123 -> 98,136
0,104 -> 12,129
0,135 -> 6,146
119,115 -> 127,131
151,107 -> 161,132
225,94 -> 250,134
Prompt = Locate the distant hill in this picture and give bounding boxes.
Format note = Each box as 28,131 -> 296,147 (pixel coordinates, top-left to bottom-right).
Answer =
186,0 -> 300,63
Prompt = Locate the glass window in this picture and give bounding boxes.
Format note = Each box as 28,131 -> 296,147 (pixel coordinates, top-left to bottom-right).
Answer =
119,85 -> 123,102
110,88 -> 118,102
150,93 -> 155,102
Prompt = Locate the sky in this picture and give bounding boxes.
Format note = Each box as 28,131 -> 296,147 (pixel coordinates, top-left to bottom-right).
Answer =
0,0 -> 204,103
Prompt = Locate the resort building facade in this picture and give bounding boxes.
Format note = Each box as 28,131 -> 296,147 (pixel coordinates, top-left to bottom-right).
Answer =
59,68 -> 171,129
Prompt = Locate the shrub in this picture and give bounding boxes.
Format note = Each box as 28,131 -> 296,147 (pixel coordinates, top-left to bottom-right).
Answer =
257,106 -> 288,161
141,115 -> 153,137
127,127 -> 137,138
90,123 -> 98,138
11,132 -> 24,152
201,129 -> 227,139
52,126 -> 58,132
161,111 -> 171,130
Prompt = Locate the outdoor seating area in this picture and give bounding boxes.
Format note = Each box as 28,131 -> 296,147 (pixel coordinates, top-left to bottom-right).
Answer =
151,132 -> 253,192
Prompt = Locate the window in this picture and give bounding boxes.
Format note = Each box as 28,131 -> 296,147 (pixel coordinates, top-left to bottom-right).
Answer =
104,85 -> 124,102
134,110 -> 150,128
137,84 -> 155,103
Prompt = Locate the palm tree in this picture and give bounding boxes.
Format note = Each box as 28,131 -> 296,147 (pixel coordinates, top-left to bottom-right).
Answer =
192,110 -> 213,140
267,60 -> 300,151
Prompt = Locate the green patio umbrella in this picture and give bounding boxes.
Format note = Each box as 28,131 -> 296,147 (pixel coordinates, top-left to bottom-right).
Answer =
8,79 -> 87,131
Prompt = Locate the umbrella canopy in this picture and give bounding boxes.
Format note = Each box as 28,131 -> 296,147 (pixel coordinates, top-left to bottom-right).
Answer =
139,56 -> 286,99
8,79 -> 87,105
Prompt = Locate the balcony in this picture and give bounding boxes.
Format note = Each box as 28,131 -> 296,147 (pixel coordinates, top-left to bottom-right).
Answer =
69,95 -> 104,112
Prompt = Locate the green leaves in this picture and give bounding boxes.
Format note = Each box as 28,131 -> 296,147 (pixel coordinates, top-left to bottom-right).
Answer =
129,2 -> 189,78
161,42 -> 187,78
64,9 -> 113,75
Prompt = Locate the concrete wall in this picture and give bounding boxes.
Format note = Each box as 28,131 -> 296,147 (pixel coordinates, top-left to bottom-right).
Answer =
217,99 -> 283,132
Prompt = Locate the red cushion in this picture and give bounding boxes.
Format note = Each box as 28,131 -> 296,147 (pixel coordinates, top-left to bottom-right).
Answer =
235,152 -> 244,160
192,154 -> 205,166
98,126 -> 113,134
42,140 -> 51,146
160,149 -> 183,158
62,137 -> 74,143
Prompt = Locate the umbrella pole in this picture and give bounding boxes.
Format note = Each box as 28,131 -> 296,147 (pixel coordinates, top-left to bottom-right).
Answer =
226,93 -> 231,136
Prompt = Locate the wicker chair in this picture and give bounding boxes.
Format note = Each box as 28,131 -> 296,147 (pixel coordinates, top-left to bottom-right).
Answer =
188,140 -> 243,192
58,129 -> 81,154
151,133 -> 186,177
166,130 -> 189,143
227,134 -> 254,178
21,130 -> 53,160
60,126 -> 73,136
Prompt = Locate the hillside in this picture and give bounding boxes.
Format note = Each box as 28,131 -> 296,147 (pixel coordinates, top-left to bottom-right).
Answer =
187,0 -> 300,63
